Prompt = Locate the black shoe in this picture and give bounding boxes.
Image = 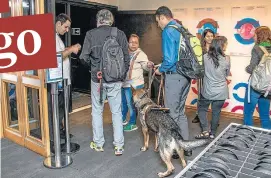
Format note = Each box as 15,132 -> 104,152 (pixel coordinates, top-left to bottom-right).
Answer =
184,150 -> 192,157
172,151 -> 180,159
60,129 -> 74,139
192,115 -> 200,123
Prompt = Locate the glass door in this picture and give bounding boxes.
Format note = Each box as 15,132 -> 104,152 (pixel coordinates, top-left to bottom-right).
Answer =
1,0 -> 25,147
20,0 -> 50,156
0,0 -> 50,157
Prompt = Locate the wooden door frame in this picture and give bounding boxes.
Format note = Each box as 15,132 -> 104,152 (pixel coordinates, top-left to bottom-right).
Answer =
0,0 -> 50,157
1,76 -> 25,146
0,74 -> 3,139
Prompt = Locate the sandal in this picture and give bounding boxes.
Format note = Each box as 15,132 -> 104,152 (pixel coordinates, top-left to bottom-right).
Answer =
195,131 -> 209,139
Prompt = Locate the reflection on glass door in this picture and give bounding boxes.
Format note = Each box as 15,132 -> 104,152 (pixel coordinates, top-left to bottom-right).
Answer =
26,88 -> 42,140
6,83 -> 19,131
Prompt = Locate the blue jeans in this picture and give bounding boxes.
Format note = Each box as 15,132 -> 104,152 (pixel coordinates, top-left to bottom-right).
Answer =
244,86 -> 271,129
91,80 -> 124,148
122,87 -> 136,125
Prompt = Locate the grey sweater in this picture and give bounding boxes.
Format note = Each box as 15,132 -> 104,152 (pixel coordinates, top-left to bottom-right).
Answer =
245,45 -> 271,74
201,54 -> 231,100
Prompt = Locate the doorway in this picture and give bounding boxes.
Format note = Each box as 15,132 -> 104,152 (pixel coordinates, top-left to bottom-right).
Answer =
55,0 -> 117,110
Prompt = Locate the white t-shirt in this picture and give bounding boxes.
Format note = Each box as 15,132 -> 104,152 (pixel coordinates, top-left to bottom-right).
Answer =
56,33 -> 71,85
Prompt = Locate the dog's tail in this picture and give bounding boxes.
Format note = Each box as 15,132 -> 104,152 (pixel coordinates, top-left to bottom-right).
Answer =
178,139 -> 211,151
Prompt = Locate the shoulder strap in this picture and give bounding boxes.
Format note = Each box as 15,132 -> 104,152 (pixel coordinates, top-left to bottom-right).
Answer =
168,25 -> 183,34
168,25 -> 197,62
168,25 -> 191,35
133,51 -> 141,60
168,24 -> 179,29
168,24 -> 190,44
168,25 -> 183,62
128,51 -> 141,79
259,46 -> 270,55
111,27 -> 118,38
258,46 -> 271,65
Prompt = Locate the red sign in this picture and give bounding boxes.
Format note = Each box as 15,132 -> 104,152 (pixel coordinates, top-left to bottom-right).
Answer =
0,0 -> 9,13
0,14 -> 57,73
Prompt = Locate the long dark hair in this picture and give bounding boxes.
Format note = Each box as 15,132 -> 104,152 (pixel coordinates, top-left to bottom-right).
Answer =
208,36 -> 228,68
201,29 -> 215,54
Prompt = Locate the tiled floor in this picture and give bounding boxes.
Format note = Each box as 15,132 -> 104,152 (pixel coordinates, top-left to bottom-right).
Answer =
1,105 -> 261,178
72,92 -> 91,110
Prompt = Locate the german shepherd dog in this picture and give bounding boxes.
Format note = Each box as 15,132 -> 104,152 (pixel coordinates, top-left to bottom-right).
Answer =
133,89 -> 210,177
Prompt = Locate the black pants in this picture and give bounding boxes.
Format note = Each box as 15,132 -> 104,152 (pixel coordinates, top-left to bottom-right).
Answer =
198,95 -> 225,135
47,84 -> 65,141
165,73 -> 191,140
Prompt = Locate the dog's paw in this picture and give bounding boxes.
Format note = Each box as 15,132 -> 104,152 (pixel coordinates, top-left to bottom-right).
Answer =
140,147 -> 148,151
157,169 -> 174,177
154,148 -> 159,152
157,172 -> 164,178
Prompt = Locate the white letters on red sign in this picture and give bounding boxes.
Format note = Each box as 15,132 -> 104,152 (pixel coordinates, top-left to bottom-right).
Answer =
0,30 -> 42,69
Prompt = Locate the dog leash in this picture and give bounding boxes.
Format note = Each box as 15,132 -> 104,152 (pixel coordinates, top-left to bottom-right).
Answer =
146,69 -> 166,107
146,70 -> 156,94
157,74 -> 165,106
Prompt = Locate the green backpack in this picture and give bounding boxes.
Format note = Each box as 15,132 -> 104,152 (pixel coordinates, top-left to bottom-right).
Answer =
169,25 -> 204,79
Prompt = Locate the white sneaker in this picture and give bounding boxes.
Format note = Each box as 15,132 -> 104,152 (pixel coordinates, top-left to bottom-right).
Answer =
123,120 -> 128,126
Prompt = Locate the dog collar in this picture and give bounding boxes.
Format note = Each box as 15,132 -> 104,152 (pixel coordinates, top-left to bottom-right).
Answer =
134,92 -> 149,107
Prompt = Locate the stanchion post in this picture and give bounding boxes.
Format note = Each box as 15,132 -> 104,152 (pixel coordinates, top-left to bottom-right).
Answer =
61,79 -> 80,154
43,82 -> 73,169
51,82 -> 61,166
63,79 -> 71,153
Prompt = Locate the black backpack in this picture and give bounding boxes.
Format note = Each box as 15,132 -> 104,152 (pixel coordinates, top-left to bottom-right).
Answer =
169,25 -> 204,79
100,27 -> 126,82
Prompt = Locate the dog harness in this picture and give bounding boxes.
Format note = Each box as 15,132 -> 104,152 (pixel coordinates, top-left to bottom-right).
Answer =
140,103 -> 170,122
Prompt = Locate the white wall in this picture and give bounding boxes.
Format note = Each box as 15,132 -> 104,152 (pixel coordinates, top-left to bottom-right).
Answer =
88,0 -> 118,6
118,0 -> 271,10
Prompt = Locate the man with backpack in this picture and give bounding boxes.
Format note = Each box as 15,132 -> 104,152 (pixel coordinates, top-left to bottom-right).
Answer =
80,9 -> 130,156
154,6 -> 193,157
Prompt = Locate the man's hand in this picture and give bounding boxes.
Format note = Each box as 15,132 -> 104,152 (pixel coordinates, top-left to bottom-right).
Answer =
71,43 -> 81,54
147,61 -> 154,68
155,68 -> 162,75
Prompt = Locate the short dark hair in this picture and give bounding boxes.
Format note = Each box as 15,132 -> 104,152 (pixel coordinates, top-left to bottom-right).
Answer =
129,34 -> 140,41
155,6 -> 173,19
56,13 -> 71,25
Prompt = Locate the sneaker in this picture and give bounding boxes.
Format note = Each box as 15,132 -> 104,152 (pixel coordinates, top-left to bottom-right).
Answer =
90,141 -> 104,152
209,133 -> 215,139
123,124 -> 138,132
123,120 -> 128,126
114,146 -> 124,156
